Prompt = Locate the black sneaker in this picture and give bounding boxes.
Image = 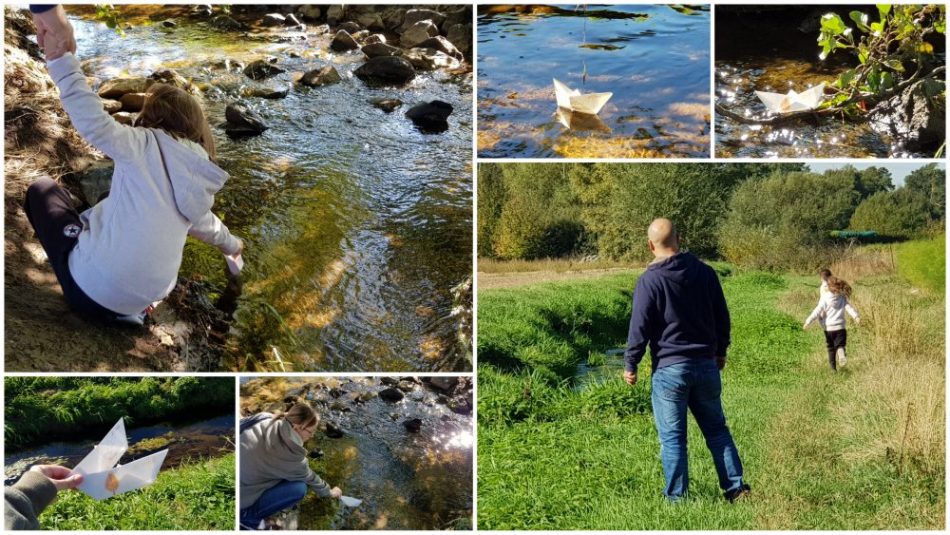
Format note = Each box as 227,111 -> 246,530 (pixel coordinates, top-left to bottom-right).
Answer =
726,484 -> 751,503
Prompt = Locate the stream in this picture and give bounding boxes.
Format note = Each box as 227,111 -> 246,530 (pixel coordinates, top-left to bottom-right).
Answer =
4,414 -> 234,485
477,4 -> 710,158
69,9 -> 473,372
241,377 -> 473,530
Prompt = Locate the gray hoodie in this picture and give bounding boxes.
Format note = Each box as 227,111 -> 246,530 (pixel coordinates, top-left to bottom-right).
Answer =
239,414 -> 332,510
47,53 -> 239,315
5,471 -> 58,530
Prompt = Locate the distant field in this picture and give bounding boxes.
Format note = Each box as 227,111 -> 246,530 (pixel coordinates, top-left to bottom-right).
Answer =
477,252 -> 944,529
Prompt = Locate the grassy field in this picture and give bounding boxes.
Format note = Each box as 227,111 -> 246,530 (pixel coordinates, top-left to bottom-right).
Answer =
477,242 -> 944,529
37,453 -> 235,530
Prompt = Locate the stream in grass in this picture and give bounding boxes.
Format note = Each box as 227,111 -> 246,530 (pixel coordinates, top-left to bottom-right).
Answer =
69,7 -> 472,372
4,414 -> 234,485
241,377 -> 473,530
477,4 -> 710,158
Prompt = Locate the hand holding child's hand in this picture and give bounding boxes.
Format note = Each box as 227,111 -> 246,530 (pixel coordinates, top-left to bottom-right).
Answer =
33,6 -> 77,61
330,487 -> 343,499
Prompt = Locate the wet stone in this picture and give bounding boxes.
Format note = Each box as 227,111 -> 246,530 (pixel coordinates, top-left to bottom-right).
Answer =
378,387 -> 404,402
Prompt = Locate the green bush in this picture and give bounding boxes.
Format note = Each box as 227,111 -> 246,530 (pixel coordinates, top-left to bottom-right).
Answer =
895,236 -> 945,293
850,189 -> 931,237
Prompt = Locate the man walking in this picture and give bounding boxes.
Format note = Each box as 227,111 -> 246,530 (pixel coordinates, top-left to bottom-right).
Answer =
624,218 -> 750,502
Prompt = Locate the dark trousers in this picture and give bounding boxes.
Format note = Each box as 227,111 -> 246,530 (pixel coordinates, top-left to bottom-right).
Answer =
23,177 -> 119,320
823,329 -> 847,370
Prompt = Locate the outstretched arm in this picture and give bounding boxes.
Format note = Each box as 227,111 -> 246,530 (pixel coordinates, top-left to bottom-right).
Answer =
31,5 -> 76,60
189,210 -> 243,256
803,300 -> 824,328
845,300 -> 860,324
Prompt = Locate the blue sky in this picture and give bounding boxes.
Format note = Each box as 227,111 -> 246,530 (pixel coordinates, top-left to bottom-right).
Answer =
808,162 -> 945,187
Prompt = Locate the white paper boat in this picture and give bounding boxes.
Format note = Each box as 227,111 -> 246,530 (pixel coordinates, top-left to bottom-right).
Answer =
225,253 -> 244,275
71,419 -> 169,501
553,78 -> 612,115
755,83 -> 826,114
340,495 -> 362,507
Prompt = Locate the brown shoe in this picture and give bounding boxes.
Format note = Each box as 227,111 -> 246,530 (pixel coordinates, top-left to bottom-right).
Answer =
727,485 -> 751,503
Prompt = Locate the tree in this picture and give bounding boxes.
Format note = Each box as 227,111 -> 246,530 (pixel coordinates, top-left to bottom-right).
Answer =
850,188 -> 932,236
477,164 -> 506,258
904,163 -> 946,220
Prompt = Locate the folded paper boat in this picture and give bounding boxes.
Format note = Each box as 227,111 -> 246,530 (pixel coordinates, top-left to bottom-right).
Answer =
340,495 -> 363,507
553,78 -> 612,115
755,83 -> 826,114
71,418 -> 169,500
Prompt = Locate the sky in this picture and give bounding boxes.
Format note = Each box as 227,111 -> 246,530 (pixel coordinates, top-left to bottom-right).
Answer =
807,162 -> 945,187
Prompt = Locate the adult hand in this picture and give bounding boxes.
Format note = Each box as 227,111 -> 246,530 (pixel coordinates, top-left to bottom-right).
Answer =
33,5 -> 76,61
716,356 -> 726,370
29,464 -> 83,491
330,487 -> 343,499
623,370 -> 637,386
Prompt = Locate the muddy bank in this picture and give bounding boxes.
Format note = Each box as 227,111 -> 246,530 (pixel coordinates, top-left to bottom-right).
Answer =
241,376 -> 473,530
4,5 -> 474,372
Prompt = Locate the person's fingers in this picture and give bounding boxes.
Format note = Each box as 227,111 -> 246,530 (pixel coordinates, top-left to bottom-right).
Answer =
32,465 -> 71,479
52,473 -> 84,491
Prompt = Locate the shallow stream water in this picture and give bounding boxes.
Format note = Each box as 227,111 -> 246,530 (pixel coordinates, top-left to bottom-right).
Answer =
71,11 -> 473,372
477,4 -> 710,158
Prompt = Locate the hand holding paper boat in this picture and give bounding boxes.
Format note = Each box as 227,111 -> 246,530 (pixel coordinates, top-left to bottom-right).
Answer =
71,418 -> 168,501
553,78 -> 612,115
755,83 -> 826,114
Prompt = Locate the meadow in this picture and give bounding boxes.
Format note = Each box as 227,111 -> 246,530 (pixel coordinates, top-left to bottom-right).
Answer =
477,238 -> 945,529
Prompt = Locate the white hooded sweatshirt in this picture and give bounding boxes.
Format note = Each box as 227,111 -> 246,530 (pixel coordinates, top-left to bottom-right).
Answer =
48,53 -> 240,315
805,293 -> 860,332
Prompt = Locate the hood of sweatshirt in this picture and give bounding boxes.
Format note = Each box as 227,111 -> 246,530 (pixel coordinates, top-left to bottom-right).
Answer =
646,251 -> 703,286
152,129 -> 228,224
260,418 -> 308,462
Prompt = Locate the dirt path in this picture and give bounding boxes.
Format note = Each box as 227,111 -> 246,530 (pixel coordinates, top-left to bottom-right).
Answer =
477,267 -> 635,290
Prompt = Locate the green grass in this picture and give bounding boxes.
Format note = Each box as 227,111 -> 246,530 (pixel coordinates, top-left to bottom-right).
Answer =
894,236 -> 945,294
4,377 -> 234,450
38,453 -> 235,530
477,263 -> 944,529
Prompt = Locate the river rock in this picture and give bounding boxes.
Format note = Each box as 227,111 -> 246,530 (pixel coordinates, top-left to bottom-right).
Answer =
870,78 -> 945,152
327,5 -> 345,26
358,12 -> 385,31
401,20 -> 440,48
380,377 -> 399,386
261,13 -> 285,27
446,23 -> 473,56
211,15 -> 244,31
364,33 -> 387,45
329,400 -> 349,412
101,98 -> 122,113
324,422 -> 345,438
329,387 -> 343,398
378,387 -> 405,402
161,19 -> 177,28
362,42 -> 401,59
440,7 -> 470,33
330,30 -> 359,51
150,69 -> 197,94
119,92 -> 147,112
243,82 -> 290,99
297,5 -> 321,21
397,380 -> 415,392
224,103 -> 268,137
308,448 -> 324,459
98,77 -> 151,99
76,161 -> 114,205
299,66 -> 342,87
244,59 -> 285,80
403,48 -> 460,71
418,36 -> 463,59
285,13 -> 302,27
338,21 -> 362,34
381,6 -> 407,30
449,398 -> 473,415
400,9 -> 446,33
403,418 -> 422,433
427,376 -> 459,392
191,5 -> 213,18
112,111 -> 137,125
354,56 -> 416,86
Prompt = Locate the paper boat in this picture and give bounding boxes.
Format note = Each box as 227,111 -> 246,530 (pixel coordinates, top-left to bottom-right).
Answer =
553,78 -> 612,115
71,419 -> 168,501
225,252 -> 244,275
340,495 -> 362,508
555,107 -> 611,132
755,83 -> 826,114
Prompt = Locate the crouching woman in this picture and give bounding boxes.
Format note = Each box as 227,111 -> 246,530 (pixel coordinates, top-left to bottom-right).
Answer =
239,403 -> 341,530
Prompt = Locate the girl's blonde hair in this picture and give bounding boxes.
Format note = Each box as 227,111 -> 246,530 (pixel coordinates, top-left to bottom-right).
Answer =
274,402 -> 319,430
134,84 -> 216,162
826,275 -> 852,297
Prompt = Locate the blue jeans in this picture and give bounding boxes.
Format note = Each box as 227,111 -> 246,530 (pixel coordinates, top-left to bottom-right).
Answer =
651,359 -> 746,500
240,480 -> 307,529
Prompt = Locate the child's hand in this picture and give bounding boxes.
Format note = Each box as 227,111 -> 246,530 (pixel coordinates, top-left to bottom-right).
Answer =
330,487 -> 343,499
802,323 -> 809,330
234,237 -> 245,255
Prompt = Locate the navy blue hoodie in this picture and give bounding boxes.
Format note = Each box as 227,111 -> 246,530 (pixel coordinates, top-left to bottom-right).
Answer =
624,252 -> 730,372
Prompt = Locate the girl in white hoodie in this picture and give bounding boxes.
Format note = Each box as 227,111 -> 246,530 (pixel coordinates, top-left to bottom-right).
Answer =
25,17 -> 242,325
804,276 -> 860,370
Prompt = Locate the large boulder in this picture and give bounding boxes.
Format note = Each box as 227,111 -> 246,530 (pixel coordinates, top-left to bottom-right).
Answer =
119,92 -> 147,112
330,30 -> 359,51
326,5 -> 345,26
299,66 -> 342,87
870,78 -> 945,152
446,23 -> 473,56
399,9 -> 446,33
354,56 -> 416,86
224,103 -> 267,137
98,77 -> 151,100
361,42 -> 401,59
400,20 -> 440,48
297,5 -> 321,21
244,59 -> 285,80
418,36 -> 463,59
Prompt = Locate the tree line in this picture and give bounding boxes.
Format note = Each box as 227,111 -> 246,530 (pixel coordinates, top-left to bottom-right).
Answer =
478,163 -> 945,270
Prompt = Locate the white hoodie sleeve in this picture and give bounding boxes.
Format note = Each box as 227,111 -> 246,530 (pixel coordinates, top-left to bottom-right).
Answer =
189,210 -> 241,255
46,53 -> 148,163
845,299 -> 860,322
804,299 -> 825,327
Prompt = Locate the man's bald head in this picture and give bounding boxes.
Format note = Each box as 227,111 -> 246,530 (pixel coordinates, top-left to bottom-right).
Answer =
648,218 -> 680,257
